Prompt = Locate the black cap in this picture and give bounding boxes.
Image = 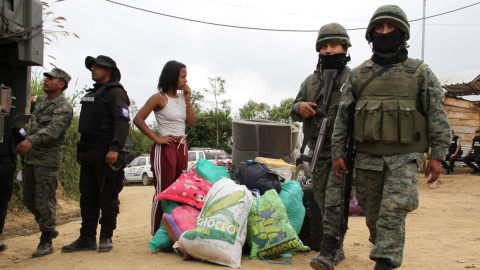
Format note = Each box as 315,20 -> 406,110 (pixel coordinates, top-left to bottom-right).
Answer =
85,55 -> 121,81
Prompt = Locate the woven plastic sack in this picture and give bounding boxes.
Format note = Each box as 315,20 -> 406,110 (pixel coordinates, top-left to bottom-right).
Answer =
174,178 -> 252,268
278,181 -> 305,234
195,158 -> 230,184
163,214 -> 193,260
149,200 -> 183,251
247,189 -> 309,260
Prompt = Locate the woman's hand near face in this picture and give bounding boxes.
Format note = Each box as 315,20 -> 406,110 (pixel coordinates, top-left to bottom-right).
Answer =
183,84 -> 192,102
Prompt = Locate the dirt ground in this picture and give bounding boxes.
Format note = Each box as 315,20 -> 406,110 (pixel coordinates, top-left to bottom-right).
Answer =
1,171 -> 479,270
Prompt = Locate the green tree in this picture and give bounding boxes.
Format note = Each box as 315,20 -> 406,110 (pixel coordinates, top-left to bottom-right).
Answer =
203,77 -> 230,148
237,98 -> 299,128
185,78 -> 233,153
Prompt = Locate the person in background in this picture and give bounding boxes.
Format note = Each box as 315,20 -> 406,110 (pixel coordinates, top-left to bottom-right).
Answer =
441,130 -> 461,175
0,127 -> 26,252
16,68 -> 73,258
461,128 -> 480,175
62,55 -> 129,253
133,60 -> 195,236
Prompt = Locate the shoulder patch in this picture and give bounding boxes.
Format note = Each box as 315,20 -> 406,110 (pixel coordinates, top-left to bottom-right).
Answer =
19,128 -> 26,136
122,107 -> 129,118
82,97 -> 94,102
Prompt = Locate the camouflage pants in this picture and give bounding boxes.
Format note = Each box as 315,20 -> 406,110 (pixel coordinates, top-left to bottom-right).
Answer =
22,164 -> 59,232
311,158 -> 333,217
322,167 -> 343,236
356,162 -> 419,268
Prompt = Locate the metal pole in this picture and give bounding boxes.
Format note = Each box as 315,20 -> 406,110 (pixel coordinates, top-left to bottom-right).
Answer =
422,0 -> 426,60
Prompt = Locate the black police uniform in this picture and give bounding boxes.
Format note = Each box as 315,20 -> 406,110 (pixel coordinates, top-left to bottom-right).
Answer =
441,135 -> 461,173
77,81 -> 130,241
0,128 -> 26,235
462,136 -> 480,172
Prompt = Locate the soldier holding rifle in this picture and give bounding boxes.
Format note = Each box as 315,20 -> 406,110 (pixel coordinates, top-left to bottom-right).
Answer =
290,23 -> 352,268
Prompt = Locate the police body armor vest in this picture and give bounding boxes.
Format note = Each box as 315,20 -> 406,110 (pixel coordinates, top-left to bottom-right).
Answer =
353,58 -> 428,156
305,67 -> 350,150
448,136 -> 460,155
472,137 -> 480,154
79,82 -> 123,136
0,128 -> 16,158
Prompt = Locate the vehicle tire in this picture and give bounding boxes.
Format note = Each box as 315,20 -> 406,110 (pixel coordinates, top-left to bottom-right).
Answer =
123,176 -> 128,186
142,173 -> 150,186
294,164 -> 307,181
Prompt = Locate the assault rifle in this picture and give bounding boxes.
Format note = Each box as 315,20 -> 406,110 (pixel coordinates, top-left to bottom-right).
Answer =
299,69 -> 338,173
337,103 -> 356,250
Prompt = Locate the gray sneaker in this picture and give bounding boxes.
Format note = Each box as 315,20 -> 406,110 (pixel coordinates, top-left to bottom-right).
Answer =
0,241 -> 7,252
98,238 -> 113,252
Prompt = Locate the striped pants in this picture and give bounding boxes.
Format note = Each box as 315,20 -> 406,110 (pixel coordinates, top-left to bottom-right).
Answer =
149,140 -> 188,235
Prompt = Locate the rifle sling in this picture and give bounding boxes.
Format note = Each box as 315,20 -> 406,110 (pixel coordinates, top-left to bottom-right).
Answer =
353,65 -> 389,100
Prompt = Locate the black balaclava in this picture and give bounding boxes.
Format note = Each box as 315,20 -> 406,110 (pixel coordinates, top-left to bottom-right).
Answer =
319,53 -> 350,70
371,28 -> 408,65
371,28 -> 403,54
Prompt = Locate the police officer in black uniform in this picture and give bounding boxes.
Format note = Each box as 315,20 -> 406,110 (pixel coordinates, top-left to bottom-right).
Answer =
0,127 -> 26,251
62,55 -> 130,253
441,130 -> 462,175
462,128 -> 480,175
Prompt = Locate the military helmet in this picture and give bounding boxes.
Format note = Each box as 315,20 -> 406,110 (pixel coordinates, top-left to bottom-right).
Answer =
316,23 -> 351,52
366,5 -> 410,42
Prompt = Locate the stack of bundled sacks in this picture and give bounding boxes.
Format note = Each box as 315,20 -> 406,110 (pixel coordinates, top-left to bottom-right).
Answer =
150,158 -> 309,268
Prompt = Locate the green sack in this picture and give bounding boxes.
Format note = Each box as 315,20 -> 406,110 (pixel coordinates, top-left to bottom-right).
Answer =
195,158 -> 230,184
279,181 -> 305,235
246,189 -> 309,260
149,200 -> 183,251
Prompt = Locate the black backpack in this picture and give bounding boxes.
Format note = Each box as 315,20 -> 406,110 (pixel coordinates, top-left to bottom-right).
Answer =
234,161 -> 283,195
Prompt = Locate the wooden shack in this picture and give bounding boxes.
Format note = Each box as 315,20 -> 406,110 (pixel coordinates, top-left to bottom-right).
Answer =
439,69 -> 480,146
444,97 -> 480,145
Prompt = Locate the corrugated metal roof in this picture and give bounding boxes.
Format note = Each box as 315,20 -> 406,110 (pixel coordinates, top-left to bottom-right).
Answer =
438,70 -> 480,86
438,70 -> 480,97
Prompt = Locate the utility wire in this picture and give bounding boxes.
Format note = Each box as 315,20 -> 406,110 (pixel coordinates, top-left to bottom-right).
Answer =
105,0 -> 480,32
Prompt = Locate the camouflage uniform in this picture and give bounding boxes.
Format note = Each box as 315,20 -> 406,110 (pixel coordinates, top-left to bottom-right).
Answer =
291,70 -> 349,218
23,68 -> 73,232
331,6 -> 450,268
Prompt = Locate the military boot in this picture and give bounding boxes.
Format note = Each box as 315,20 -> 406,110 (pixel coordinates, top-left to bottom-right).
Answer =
334,246 -> 345,265
310,234 -> 337,270
62,237 -> 97,253
98,238 -> 113,252
0,241 -> 7,252
374,258 -> 394,270
32,230 -> 59,258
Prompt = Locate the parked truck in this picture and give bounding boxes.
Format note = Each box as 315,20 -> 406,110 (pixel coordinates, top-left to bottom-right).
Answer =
0,0 -> 44,141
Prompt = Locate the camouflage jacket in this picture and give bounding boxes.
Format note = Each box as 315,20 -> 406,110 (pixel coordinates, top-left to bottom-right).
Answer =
291,67 -> 350,157
331,59 -> 450,171
25,93 -> 73,168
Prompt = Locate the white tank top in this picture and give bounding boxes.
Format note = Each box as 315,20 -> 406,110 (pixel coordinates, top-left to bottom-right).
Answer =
154,93 -> 186,136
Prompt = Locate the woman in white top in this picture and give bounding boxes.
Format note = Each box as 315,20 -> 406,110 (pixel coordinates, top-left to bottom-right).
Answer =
133,60 -> 195,235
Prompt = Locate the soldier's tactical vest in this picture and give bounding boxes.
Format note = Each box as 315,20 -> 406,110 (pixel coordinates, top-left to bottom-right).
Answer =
353,58 -> 428,156
79,82 -> 124,136
305,67 -> 350,150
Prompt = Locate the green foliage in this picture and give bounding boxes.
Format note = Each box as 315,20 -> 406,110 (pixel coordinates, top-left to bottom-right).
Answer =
237,98 -> 300,128
186,77 -> 233,153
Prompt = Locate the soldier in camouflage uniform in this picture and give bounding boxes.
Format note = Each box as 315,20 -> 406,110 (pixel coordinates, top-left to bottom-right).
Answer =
290,23 -> 352,267
320,5 -> 450,270
15,68 -> 73,258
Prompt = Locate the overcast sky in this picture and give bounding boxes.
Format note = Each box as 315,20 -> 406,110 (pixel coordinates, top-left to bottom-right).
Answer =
44,0 -> 480,124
